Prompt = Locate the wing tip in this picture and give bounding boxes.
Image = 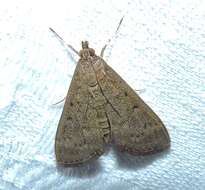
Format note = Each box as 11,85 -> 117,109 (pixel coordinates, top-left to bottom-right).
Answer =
117,140 -> 171,156
55,147 -> 104,167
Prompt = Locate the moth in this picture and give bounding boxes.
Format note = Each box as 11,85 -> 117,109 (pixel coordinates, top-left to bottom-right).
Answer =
50,23 -> 170,166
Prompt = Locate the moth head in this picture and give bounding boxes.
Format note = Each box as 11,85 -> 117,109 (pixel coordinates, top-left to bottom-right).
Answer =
80,41 -> 95,59
82,41 -> 89,49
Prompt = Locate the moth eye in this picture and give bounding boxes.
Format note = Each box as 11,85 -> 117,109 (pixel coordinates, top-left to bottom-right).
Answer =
70,102 -> 73,106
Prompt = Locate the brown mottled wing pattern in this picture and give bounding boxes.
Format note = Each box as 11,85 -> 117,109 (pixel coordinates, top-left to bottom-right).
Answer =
96,57 -> 170,155
55,59 -> 105,165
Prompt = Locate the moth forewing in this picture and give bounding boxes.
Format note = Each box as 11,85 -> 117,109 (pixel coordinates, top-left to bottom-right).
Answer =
96,62 -> 170,155
55,55 -> 105,166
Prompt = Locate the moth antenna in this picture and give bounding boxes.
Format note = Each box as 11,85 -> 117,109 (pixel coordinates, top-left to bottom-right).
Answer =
100,16 -> 124,57
51,97 -> 66,106
49,27 -> 80,56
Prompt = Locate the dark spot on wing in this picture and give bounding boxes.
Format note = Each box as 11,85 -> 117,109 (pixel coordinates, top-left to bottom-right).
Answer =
133,105 -> 139,109
144,123 -> 147,129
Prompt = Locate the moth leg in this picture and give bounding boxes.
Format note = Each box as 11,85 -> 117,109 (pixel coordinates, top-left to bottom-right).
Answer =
52,97 -> 66,106
49,27 -> 80,56
135,89 -> 146,94
100,17 -> 124,57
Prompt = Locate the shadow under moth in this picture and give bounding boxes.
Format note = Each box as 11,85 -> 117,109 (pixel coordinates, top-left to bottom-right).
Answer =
50,22 -> 170,166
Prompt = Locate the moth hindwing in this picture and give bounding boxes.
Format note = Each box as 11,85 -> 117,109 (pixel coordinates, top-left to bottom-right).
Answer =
55,41 -> 170,166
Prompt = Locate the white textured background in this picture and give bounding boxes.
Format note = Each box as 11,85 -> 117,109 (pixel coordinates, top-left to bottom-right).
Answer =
0,0 -> 205,189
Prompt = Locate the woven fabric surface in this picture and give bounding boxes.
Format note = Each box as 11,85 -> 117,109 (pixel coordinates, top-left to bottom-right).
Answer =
0,0 -> 205,189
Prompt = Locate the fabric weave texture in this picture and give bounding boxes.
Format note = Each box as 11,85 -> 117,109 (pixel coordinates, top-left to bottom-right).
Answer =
0,0 -> 204,189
